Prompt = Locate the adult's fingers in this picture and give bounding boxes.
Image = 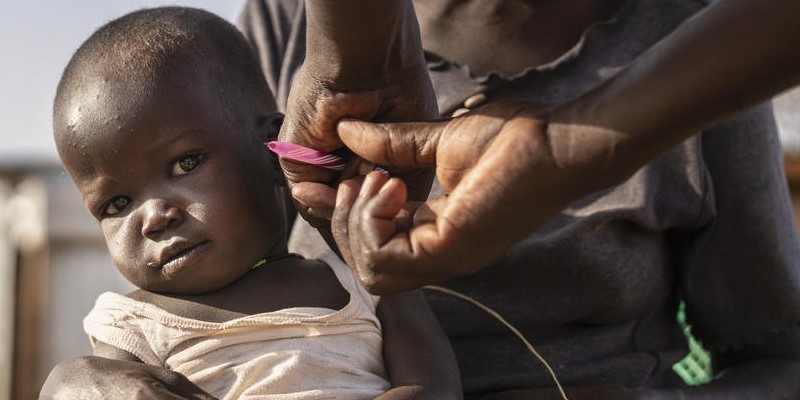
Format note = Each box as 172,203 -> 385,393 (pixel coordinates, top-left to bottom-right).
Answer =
291,181 -> 337,220
338,106 -> 523,194
332,176 -> 364,268
279,158 -> 342,190
337,119 -> 449,168
289,153 -> 379,219
290,180 -> 340,254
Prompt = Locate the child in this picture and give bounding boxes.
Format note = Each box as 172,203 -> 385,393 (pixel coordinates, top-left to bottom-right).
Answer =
46,6 -> 460,399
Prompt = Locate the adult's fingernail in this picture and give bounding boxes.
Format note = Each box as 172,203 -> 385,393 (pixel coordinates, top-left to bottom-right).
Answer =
463,92 -> 487,109
374,166 -> 389,176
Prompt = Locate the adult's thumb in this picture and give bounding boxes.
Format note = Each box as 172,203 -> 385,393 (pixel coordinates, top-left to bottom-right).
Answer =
337,119 -> 446,168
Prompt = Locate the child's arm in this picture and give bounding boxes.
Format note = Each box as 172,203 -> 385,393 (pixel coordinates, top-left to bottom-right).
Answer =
40,341 -> 216,399
374,289 -> 462,399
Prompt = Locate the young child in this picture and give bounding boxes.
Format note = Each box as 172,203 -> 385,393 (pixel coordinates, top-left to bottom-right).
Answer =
47,6 -> 460,399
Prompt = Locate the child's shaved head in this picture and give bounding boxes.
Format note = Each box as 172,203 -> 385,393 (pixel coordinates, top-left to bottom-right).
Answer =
54,6 -> 276,147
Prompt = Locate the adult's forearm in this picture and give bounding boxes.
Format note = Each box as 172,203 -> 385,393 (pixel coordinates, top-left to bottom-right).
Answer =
550,0 -> 800,191
304,0 -> 424,87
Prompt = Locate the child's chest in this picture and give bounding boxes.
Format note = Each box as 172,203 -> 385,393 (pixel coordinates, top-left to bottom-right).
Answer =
133,261 -> 350,323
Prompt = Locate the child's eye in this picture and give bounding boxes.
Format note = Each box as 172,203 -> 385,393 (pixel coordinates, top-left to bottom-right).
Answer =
172,154 -> 205,176
102,196 -> 130,217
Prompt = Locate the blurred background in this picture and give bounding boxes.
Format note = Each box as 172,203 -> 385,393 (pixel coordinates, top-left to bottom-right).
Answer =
0,2 -> 242,399
1,1 -> 799,399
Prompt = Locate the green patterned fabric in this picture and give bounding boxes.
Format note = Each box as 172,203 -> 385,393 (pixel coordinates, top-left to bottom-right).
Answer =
672,301 -> 713,385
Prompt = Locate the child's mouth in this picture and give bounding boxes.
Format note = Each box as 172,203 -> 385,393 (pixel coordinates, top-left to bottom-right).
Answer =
161,241 -> 210,277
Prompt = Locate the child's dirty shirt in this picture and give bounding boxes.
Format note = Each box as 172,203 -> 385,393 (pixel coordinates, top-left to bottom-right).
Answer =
83,252 -> 389,399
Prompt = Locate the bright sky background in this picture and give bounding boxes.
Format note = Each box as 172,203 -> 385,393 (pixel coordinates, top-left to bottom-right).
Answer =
0,1 -> 243,166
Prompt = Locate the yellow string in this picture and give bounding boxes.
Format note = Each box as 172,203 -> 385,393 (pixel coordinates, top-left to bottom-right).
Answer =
424,285 -> 570,400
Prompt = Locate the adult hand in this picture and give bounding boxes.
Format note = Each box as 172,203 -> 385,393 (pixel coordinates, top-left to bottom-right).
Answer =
279,61 -> 437,217
278,0 -> 437,242
332,100 -> 621,294
40,356 -> 216,400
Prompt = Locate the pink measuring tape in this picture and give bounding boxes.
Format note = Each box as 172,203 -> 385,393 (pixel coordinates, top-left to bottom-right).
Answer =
267,141 -> 388,175
267,141 -> 347,171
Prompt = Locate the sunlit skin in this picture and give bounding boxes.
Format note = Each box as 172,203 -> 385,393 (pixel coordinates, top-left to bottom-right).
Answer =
55,66 -> 287,295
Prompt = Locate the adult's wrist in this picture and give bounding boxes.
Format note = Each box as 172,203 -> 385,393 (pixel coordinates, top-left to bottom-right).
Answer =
304,0 -> 425,88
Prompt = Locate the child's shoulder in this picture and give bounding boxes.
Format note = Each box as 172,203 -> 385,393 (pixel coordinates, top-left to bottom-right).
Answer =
257,254 -> 350,311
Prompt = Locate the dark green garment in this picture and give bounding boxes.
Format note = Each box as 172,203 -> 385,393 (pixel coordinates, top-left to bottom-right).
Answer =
238,0 -> 800,395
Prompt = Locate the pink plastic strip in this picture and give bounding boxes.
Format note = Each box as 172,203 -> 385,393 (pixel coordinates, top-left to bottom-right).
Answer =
266,141 -> 346,171
266,141 -> 389,177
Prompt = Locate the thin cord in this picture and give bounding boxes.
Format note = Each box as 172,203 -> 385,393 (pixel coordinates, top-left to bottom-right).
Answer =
252,253 -> 301,270
424,285 -> 570,400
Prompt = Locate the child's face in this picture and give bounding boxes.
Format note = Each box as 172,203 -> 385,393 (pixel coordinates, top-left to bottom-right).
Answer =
58,69 -> 286,294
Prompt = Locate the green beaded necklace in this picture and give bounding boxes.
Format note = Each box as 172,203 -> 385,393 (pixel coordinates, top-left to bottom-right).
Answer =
251,252 -> 300,270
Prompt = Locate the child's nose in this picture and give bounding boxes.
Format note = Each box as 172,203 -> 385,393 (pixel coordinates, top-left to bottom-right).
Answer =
140,198 -> 183,239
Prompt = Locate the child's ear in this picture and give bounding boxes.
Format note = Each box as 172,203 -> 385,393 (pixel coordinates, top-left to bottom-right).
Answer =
256,112 -> 284,143
256,113 -> 287,187
256,112 -> 288,186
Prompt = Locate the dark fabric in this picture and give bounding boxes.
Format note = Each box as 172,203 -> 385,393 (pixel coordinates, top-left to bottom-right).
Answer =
237,0 -> 305,113
238,0 -> 800,395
